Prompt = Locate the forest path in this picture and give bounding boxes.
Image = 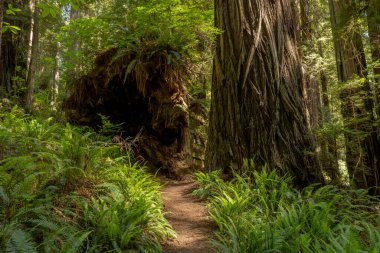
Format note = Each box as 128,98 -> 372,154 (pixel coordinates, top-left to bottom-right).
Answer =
161,178 -> 215,253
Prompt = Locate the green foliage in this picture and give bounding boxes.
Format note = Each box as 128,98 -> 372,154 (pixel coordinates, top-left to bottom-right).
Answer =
120,0 -> 216,54
57,0 -> 216,83
192,169 -> 225,199
1,22 -> 21,34
195,167 -> 380,253
57,16 -> 112,80
98,114 -> 123,138
80,164 -> 175,252
2,3 -> 22,34
37,0 -> 84,18
0,107 -> 174,252
5,3 -> 21,15
37,3 -> 61,18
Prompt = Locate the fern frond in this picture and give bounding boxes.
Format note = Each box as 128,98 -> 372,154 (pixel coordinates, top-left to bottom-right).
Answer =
6,229 -> 37,253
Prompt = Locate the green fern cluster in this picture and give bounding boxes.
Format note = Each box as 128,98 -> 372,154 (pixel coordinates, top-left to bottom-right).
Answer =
0,107 -> 174,252
194,168 -> 380,253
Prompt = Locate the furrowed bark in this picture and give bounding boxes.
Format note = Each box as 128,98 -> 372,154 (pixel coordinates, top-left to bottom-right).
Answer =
206,0 -> 324,186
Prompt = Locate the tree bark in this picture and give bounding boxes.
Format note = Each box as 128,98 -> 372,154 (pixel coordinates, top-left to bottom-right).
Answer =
206,0 -> 324,186
329,0 -> 380,194
318,40 -> 340,183
300,0 -> 312,51
0,0 -> 3,58
26,0 -> 35,73
300,0 -> 322,130
70,3 -> 81,78
367,0 -> 380,84
367,0 -> 380,138
0,1 -> 31,98
50,42 -> 60,109
25,0 -> 39,113
0,0 -> 4,95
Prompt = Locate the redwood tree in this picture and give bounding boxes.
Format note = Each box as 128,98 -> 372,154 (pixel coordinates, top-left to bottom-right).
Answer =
329,0 -> 380,194
206,0 -> 324,186
0,0 -> 4,94
367,0 -> 380,87
367,0 -> 380,139
301,0 -> 341,182
25,0 -> 39,113
300,0 -> 322,130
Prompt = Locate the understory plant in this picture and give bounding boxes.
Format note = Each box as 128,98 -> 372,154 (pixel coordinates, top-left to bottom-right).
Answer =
194,166 -> 380,253
0,106 -> 175,252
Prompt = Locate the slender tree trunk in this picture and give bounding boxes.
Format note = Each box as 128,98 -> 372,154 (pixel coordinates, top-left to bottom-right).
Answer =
26,0 -> 35,74
0,1 -> 30,97
25,1 -> 39,113
299,0 -> 327,179
50,42 -> 60,109
299,0 -> 322,133
367,0 -> 380,84
306,0 -> 341,183
206,0 -> 324,186
300,0 -> 312,51
367,0 -> 380,194
367,0 -> 380,137
329,0 -> 380,194
70,4 -> 81,78
0,0 -> 3,58
318,40 -> 341,182
0,0 -> 4,95
319,43 -> 330,110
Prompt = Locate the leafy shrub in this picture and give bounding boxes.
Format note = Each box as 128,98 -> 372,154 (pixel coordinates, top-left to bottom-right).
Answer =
195,167 -> 380,253
0,107 -> 174,252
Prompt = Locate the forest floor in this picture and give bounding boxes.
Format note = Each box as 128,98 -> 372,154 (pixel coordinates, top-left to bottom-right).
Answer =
161,177 -> 215,253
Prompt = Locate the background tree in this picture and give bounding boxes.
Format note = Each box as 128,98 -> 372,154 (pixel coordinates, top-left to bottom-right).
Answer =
328,0 -> 380,193
300,0 -> 322,130
0,0 -> 4,95
0,1 -> 26,97
299,0 -> 341,182
367,0 -> 380,138
25,0 -> 39,112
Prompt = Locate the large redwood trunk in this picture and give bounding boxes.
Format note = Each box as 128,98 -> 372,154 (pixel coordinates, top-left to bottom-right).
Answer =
206,0 -> 324,186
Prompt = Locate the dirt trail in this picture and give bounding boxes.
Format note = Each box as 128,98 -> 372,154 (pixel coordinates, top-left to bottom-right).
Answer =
161,179 -> 214,253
